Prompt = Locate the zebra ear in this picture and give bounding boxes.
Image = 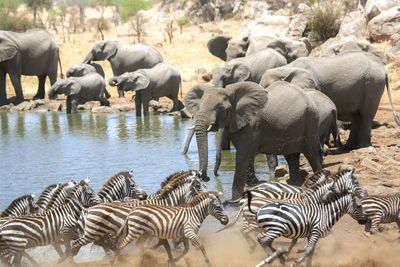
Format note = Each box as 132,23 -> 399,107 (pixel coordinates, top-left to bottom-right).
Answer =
84,176 -> 91,184
31,193 -> 35,198
218,192 -> 223,197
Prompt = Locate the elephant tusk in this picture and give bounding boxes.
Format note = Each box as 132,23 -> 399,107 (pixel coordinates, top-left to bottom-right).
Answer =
187,126 -> 195,130
207,125 -> 213,132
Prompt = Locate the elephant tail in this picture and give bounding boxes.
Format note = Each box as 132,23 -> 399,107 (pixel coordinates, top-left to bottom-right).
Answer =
58,51 -> 64,79
385,74 -> 400,126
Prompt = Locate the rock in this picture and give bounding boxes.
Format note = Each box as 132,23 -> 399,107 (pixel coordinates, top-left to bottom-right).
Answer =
46,100 -> 63,112
364,0 -> 399,22
0,104 -> 11,111
288,14 -> 308,38
114,104 -> 134,112
167,111 -> 181,117
35,107 -> 49,112
11,101 -> 37,111
338,10 -> 369,38
339,164 -> 355,172
91,106 -> 117,113
149,100 -> 163,111
155,108 -> 169,114
33,99 -> 46,106
360,158 -> 382,172
356,146 -> 377,154
368,6 -> 400,41
274,165 -> 288,177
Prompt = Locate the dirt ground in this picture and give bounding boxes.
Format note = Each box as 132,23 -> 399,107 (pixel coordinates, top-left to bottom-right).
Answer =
4,15 -> 400,267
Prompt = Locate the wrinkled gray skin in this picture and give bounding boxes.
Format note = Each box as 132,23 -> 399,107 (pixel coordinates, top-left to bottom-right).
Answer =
66,63 -> 105,78
194,81 -> 323,199
109,62 -> 183,117
83,40 -> 163,98
0,29 -> 62,105
261,67 -> 341,148
287,51 -> 400,149
212,48 -> 287,88
48,73 -> 109,113
207,35 -> 311,62
319,39 -> 387,64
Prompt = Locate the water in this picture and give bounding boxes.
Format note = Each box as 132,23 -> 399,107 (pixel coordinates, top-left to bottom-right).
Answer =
0,112 -> 279,209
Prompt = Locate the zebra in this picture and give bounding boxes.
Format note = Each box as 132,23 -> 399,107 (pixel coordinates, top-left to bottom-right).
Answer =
248,190 -> 367,267
35,183 -> 60,212
67,170 -> 203,260
361,193 -> 400,235
111,191 -> 228,267
42,180 -> 77,211
0,179 -> 99,266
97,171 -> 147,202
0,194 -> 36,218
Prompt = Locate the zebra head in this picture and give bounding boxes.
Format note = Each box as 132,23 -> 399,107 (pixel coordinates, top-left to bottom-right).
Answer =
347,195 -> 368,225
128,180 -> 147,200
302,169 -> 331,188
73,179 -> 101,207
208,192 -> 229,225
328,168 -> 367,198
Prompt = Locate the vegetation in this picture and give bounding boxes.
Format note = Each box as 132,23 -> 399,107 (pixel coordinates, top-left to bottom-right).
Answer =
177,15 -> 189,34
306,0 -> 342,42
23,0 -> 52,24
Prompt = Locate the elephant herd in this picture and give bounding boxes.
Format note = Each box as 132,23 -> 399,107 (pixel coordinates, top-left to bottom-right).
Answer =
1,28 -> 400,200
0,29 -> 183,116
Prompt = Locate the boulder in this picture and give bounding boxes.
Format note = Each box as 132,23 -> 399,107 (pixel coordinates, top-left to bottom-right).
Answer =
46,100 -> 63,112
368,6 -> 400,41
364,0 -> 399,22
91,106 -> 117,113
338,10 -> 369,38
11,101 -> 37,111
288,3 -> 311,38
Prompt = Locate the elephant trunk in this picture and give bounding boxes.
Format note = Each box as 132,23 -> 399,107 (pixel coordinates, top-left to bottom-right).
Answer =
195,117 -> 210,182
108,77 -> 120,87
214,128 -> 224,176
82,52 -> 93,64
48,86 -> 58,100
183,126 -> 195,154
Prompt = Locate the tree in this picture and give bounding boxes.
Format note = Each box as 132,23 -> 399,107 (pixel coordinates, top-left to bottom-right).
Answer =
177,15 -> 189,34
24,0 -> 52,24
119,0 -> 151,21
0,0 -> 22,15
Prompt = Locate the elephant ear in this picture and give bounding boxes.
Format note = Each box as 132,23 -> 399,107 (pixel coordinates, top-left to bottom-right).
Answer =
231,63 -> 251,82
132,73 -> 150,91
207,36 -> 231,61
0,38 -> 17,62
102,40 -> 118,60
227,82 -> 268,132
184,84 -> 214,116
62,80 -> 81,95
266,39 -> 287,58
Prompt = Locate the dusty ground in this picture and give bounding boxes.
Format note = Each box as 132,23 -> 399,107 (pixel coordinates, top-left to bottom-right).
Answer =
3,14 -> 400,267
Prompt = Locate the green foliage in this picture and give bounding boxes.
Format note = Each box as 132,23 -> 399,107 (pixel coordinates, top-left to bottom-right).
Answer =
306,1 -> 341,42
119,0 -> 151,22
0,0 -> 22,14
177,15 -> 189,26
0,10 -> 39,31
23,0 -> 52,9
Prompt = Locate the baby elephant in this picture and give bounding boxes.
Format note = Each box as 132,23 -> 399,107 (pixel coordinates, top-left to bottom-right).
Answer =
48,72 -> 110,113
66,63 -> 105,78
109,62 -> 184,116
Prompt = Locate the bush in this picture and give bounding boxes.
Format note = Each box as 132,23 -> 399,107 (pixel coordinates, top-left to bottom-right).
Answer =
0,11 -> 39,31
306,0 -> 342,42
177,15 -> 189,34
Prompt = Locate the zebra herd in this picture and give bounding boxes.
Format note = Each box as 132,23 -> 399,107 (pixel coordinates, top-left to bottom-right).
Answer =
0,168 -> 399,267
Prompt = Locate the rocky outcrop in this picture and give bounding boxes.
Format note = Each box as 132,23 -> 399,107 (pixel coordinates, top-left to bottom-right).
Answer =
364,0 -> 399,22
368,6 -> 400,41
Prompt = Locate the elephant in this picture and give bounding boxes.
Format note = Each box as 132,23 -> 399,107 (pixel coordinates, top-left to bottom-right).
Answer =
193,81 -> 323,199
48,72 -> 110,113
66,63 -> 105,78
207,35 -> 311,62
0,29 -> 63,105
211,48 -> 287,88
286,51 -> 400,149
83,40 -> 163,98
108,62 -> 183,116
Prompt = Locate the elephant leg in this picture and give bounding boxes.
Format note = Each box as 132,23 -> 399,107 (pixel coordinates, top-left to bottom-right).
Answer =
233,144 -> 256,199
100,97 -> 110,106
117,85 -> 125,98
143,99 -> 150,116
9,72 -> 24,103
345,113 -> 361,150
49,71 -> 57,86
0,72 -> 7,105
33,75 -> 46,99
221,130 -> 231,150
284,153 -> 303,186
134,93 -> 142,116
266,154 -> 278,177
245,157 -> 258,186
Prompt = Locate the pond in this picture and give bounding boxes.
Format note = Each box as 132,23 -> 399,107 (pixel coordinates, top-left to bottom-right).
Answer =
0,112 -> 279,210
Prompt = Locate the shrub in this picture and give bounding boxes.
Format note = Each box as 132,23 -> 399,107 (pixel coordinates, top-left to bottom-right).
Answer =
177,15 -> 189,34
0,11 -> 39,31
306,0 -> 342,42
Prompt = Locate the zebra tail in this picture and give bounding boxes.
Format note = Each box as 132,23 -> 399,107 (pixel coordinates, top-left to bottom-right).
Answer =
245,191 -> 257,215
216,204 -> 245,233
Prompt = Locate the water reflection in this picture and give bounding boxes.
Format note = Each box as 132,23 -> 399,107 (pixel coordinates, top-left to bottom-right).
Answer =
40,113 -> 48,136
51,112 -> 60,135
16,113 -> 25,137
1,112 -> 8,135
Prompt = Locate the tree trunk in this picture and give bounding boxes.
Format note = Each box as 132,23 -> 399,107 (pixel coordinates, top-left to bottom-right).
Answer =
33,7 -> 37,24
79,6 -> 85,31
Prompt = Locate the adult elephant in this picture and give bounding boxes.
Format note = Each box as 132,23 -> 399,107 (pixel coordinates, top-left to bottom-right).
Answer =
211,48 -> 287,88
83,40 -> 163,97
48,73 -> 109,113
108,62 -> 183,116
0,29 -> 62,105
194,81 -> 322,199
286,51 -> 400,149
207,35 -> 311,62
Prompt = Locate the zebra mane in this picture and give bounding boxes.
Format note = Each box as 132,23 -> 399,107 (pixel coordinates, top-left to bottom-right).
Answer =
302,169 -> 331,188
2,194 -> 34,216
98,172 -> 132,195
185,191 -> 219,206
155,170 -> 197,194
157,176 -> 195,197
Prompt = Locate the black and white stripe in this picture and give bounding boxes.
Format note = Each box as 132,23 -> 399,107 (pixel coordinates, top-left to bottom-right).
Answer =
1,194 -> 36,218
112,191 -> 228,266
361,194 -> 400,234
0,180 -> 98,265
69,170 -> 202,259
35,183 -> 60,212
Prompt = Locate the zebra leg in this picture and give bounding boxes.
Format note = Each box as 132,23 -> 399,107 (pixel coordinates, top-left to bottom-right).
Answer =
364,219 -> 372,235
369,217 -> 382,234
52,243 -> 65,259
13,253 -> 22,267
283,238 -> 298,261
173,238 -> 189,263
256,234 -> 285,267
290,235 -> 318,267
21,251 -> 40,267
158,239 -> 176,267
185,231 -> 212,267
